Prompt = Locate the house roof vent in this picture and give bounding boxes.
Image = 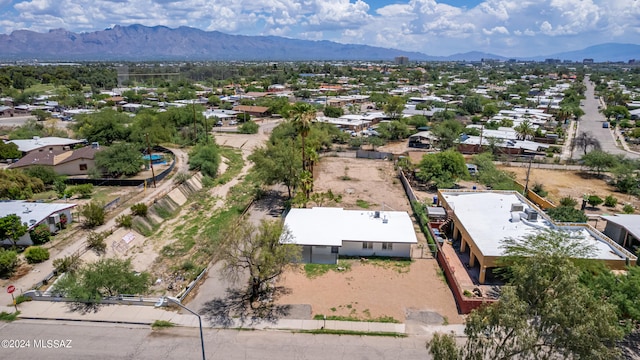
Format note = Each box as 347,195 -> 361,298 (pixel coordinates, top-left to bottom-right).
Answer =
511,203 -> 524,212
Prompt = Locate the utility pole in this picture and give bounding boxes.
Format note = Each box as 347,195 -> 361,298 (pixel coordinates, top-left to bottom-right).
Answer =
192,100 -> 198,143
524,155 -> 533,196
145,133 -> 157,188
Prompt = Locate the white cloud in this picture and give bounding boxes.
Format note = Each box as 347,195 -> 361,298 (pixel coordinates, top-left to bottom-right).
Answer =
1,0 -> 639,57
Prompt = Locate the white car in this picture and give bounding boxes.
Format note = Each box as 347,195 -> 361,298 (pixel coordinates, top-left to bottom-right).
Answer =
229,120 -> 238,126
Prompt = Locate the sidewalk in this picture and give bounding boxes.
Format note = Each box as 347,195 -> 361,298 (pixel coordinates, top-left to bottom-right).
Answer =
1,300 -> 465,337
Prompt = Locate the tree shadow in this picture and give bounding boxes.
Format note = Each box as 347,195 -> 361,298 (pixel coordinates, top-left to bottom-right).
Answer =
66,301 -> 103,314
200,286 -> 292,327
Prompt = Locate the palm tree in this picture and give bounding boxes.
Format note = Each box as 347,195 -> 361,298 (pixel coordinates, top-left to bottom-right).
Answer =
514,120 -> 534,140
289,102 -> 316,172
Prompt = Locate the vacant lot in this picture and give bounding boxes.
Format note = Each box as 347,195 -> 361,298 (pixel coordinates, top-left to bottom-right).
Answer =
275,156 -> 463,324
313,156 -> 410,211
498,165 -> 640,214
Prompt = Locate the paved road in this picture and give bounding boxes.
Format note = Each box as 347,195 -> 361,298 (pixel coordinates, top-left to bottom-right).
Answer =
0,321 -> 432,360
574,77 -> 639,159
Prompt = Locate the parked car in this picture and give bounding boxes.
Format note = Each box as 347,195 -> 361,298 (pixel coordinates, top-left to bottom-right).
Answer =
229,120 -> 238,126
214,120 -> 223,127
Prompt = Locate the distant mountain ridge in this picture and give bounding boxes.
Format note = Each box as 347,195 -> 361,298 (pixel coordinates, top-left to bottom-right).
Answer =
0,24 -> 638,62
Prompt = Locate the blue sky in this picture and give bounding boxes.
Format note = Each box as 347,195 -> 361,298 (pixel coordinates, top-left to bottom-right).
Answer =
0,0 -> 638,57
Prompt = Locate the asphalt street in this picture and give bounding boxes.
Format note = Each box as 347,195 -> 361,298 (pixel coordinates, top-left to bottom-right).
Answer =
0,321 -> 432,360
573,77 -> 639,159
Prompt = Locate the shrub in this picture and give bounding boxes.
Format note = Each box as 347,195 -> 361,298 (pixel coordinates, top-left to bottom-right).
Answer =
0,249 -> 18,277
587,195 -> 604,208
115,214 -> 132,228
130,203 -> 148,217
86,231 -> 107,254
30,224 -> 51,245
531,183 -> 548,197
559,196 -> 578,208
74,184 -> 94,198
80,201 -> 105,228
174,172 -> 190,185
53,254 -> 82,274
546,206 -> 588,223
238,121 -> 259,134
24,246 -> 50,264
604,195 -> 618,207
623,204 -> 635,214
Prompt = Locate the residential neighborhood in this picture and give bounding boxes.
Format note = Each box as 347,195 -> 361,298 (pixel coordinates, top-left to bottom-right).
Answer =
0,59 -> 640,359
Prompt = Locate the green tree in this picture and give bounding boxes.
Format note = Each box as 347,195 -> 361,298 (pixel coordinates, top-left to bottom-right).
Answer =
582,150 -> 619,177
72,109 -> 130,145
416,150 -> 468,189
513,119 -> 535,140
289,102 -> 316,173
383,96 -> 406,120
376,121 -> 411,140
202,219 -> 301,322
52,258 -> 150,303
249,137 -> 301,198
323,105 -> 344,118
0,248 -> 18,277
559,196 -> 578,208
94,143 -> 144,178
23,165 -> 60,185
188,143 -> 221,178
461,95 -> 483,114
0,214 -> 28,248
31,109 -> 49,122
79,201 -> 105,228
587,195 -> 604,208
429,230 -> 623,360
482,103 -> 499,119
432,119 -> 464,150
0,142 -> 21,160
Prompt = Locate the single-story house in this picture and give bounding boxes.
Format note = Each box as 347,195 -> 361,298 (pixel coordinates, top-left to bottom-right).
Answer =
232,105 -> 270,117
0,201 -> 76,247
282,207 -> 418,264
8,145 -> 102,176
7,137 -> 86,155
600,214 -> 640,251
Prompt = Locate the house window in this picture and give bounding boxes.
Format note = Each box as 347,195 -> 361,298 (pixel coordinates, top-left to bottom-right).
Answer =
362,242 -> 373,249
331,246 -> 339,254
79,164 -> 87,171
382,242 -> 393,250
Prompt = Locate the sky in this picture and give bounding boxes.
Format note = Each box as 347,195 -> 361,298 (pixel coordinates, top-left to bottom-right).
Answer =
0,0 -> 638,57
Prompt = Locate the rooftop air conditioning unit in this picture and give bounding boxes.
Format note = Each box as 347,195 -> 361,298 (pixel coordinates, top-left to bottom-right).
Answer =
511,203 -> 524,212
524,208 -> 538,221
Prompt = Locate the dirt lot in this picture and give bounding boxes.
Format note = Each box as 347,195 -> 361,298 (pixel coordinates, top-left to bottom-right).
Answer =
498,165 -> 640,215
312,156 -> 410,211
277,259 -> 464,324
275,156 -> 464,324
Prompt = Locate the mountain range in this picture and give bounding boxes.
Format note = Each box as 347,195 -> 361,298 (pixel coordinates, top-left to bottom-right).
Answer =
0,24 -> 638,62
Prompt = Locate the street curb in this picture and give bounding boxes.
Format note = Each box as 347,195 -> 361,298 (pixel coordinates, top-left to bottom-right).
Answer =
18,316 -> 152,326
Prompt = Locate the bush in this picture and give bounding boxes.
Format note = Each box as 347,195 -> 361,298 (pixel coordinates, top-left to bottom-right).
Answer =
546,206 -> 588,223
0,249 -> 18,277
623,204 -> 635,214
559,196 -> 578,208
24,246 -> 50,264
30,224 -> 51,245
86,231 -> 107,254
115,214 -> 132,228
238,121 -> 259,134
73,184 -> 94,198
587,195 -> 604,208
53,254 -> 82,274
174,172 -> 190,185
604,195 -> 618,207
531,183 -> 548,197
131,203 -> 148,217
80,201 -> 105,228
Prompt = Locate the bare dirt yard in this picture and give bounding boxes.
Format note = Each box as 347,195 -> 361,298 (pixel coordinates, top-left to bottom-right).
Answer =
275,156 -> 464,324
497,165 -> 640,216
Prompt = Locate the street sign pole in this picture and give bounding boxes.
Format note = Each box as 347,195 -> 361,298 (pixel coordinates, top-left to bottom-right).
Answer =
7,285 -> 17,311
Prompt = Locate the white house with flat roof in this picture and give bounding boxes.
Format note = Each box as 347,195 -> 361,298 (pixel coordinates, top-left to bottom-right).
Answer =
0,201 -> 76,247
282,207 -> 417,264
601,214 -> 640,251
437,190 -> 637,284
7,137 -> 85,155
